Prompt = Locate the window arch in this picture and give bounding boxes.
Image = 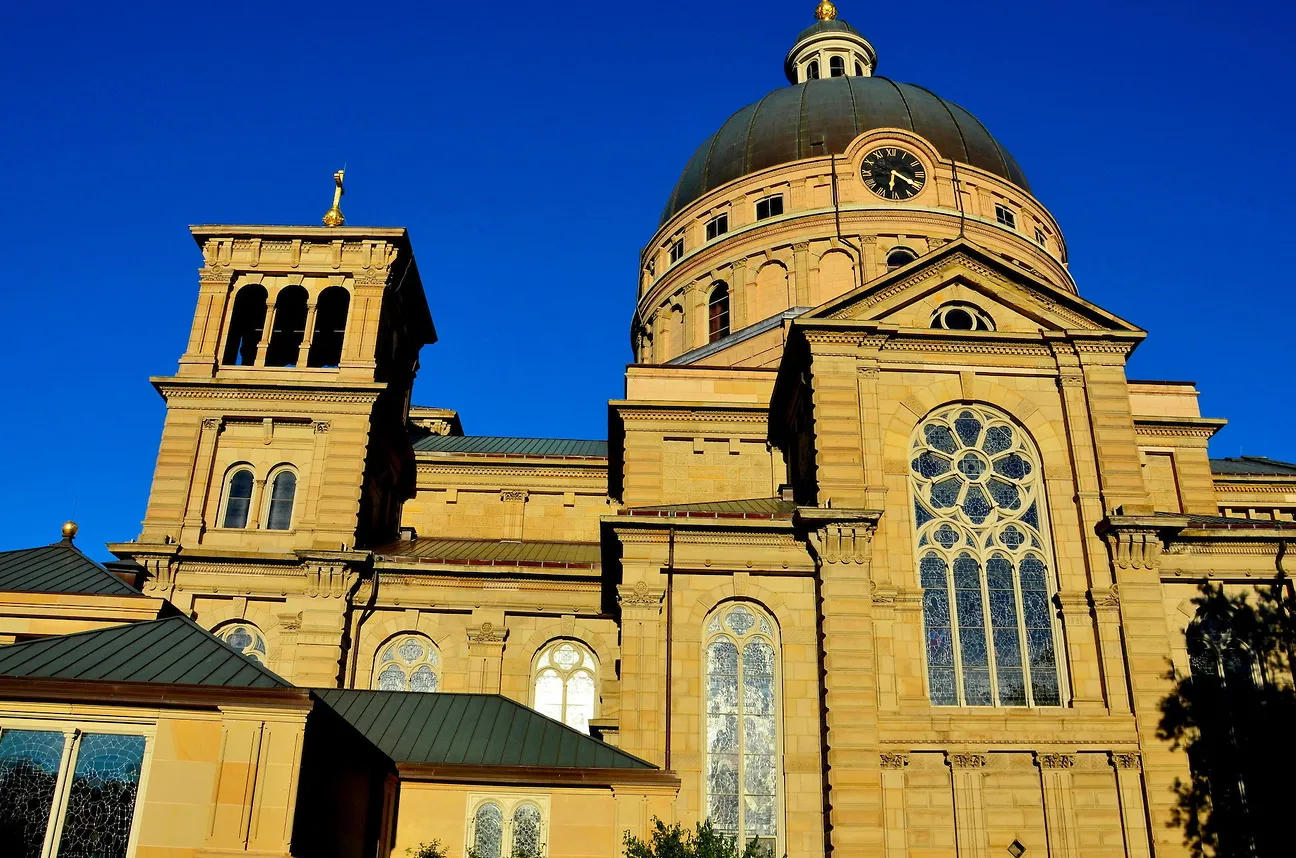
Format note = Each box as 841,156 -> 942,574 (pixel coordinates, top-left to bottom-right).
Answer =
222,285 -> 267,366
511,803 -> 543,856
265,286 -> 308,367
216,622 -> 268,663
704,602 -> 779,854
375,634 -> 441,692
307,286 -> 350,368
855,60 -> 865,76
886,246 -> 918,270
910,404 -> 1063,707
467,799 -> 547,858
471,801 -> 503,858
533,640 -> 598,733
829,56 -> 845,77
708,283 -> 731,343
221,467 -> 255,529
806,60 -> 819,80
264,468 -> 297,531
931,302 -> 995,331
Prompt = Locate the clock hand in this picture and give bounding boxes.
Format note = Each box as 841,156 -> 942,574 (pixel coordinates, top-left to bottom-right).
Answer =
889,171 -> 897,191
896,172 -> 920,188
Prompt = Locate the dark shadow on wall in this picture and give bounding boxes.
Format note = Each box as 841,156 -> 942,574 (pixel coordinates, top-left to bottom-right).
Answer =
1157,579 -> 1296,858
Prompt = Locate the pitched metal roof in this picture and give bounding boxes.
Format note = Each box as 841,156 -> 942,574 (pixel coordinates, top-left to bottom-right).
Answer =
1153,511 -> 1296,530
376,538 -> 601,569
0,616 -> 288,688
315,689 -> 653,769
412,435 -> 607,458
620,497 -> 797,520
0,542 -> 142,597
1211,457 -> 1296,476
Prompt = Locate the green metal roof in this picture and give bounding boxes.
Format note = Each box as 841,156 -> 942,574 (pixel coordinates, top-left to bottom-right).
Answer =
413,435 -> 608,458
0,616 -> 288,688
1211,457 -> 1296,476
0,542 -> 142,597
376,538 -> 601,568
621,497 -> 797,520
315,689 -> 653,769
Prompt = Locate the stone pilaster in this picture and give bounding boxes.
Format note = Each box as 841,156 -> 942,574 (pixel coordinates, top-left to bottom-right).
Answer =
180,418 -> 222,543
1110,753 -> 1153,858
879,753 -> 909,858
947,753 -> 989,858
466,618 -> 507,694
1036,753 -> 1080,858
617,580 -> 665,767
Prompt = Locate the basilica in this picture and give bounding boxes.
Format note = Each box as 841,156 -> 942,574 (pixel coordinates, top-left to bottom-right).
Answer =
1,4 -> 1293,858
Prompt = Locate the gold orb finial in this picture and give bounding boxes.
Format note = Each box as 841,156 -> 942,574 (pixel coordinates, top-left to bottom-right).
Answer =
322,169 -> 346,227
61,521 -> 78,540
815,0 -> 837,21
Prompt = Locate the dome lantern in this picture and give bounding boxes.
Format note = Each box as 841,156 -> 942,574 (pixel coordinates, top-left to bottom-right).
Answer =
785,2 -> 877,84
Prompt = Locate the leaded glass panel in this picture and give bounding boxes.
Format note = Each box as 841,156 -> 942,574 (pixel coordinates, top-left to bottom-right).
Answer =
473,802 -> 503,858
376,635 -> 441,693
511,804 -> 542,856
55,734 -> 145,858
217,624 -> 268,663
910,403 -> 1065,708
0,730 -> 65,858
533,640 -> 599,733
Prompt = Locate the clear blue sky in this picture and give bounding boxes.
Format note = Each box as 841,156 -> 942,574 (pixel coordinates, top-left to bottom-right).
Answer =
1,0 -> 1291,557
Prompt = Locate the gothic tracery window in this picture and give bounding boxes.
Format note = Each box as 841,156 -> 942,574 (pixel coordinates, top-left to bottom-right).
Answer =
910,404 -> 1063,707
376,635 -> 441,692
533,641 -> 597,733
705,602 -> 779,855
216,623 -> 268,663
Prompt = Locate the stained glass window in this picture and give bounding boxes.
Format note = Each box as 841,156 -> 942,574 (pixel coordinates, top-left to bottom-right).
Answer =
705,603 -> 779,856
532,641 -> 598,733
472,802 -> 503,858
222,469 -> 254,529
0,730 -> 65,858
375,635 -> 441,693
511,804 -> 543,856
910,404 -> 1064,707
56,734 -> 146,858
216,623 -> 268,664
265,470 -> 297,531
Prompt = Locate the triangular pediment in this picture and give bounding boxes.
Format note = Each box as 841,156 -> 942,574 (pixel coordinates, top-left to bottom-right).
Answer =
804,239 -> 1141,334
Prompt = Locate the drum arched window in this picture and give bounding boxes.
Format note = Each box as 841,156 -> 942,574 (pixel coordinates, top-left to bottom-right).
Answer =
532,641 -> 598,733
221,467 -> 255,529
375,634 -> 441,692
910,404 -> 1064,707
704,602 -> 779,855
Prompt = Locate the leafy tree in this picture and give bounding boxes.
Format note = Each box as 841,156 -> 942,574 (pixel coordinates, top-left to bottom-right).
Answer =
407,842 -> 448,858
623,819 -> 776,858
1157,580 -> 1296,858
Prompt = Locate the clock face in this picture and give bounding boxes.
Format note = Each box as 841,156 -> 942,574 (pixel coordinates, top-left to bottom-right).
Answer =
861,147 -> 926,200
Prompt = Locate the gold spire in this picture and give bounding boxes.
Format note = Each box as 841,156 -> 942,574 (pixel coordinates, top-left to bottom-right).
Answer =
815,0 -> 837,21
322,169 -> 346,227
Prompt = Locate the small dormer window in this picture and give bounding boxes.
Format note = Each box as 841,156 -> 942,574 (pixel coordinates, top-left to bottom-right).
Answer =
669,237 -> 685,264
807,60 -> 820,80
756,195 -> 784,221
933,303 -> 995,332
995,203 -> 1017,230
830,56 -> 845,77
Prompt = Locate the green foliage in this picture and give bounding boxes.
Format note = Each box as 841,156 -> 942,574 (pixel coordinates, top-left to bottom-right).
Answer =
1157,580 -> 1296,858
466,847 -> 545,858
406,841 -> 449,858
623,819 -> 777,858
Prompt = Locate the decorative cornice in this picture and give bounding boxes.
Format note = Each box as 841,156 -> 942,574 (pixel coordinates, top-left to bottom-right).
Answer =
156,384 -> 382,406
467,621 -> 506,643
618,581 -> 663,606
879,753 -> 909,769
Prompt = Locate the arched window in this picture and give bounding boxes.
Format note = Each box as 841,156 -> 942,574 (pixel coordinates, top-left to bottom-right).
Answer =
265,286 -> 308,367
829,56 -> 845,77
511,804 -> 543,856
221,468 -> 255,529
910,404 -> 1063,707
265,469 -> 297,531
471,802 -> 503,858
704,602 -> 779,854
886,247 -> 917,270
708,283 -> 731,343
533,641 -> 598,733
806,60 -> 819,80
855,61 -> 865,76
308,286 -> 350,368
932,302 -> 995,332
375,634 -> 441,692
216,623 -> 268,663
222,285 -> 267,366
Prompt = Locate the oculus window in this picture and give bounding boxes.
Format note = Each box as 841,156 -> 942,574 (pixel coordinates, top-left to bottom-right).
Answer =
216,623 -> 268,663
910,404 -> 1064,707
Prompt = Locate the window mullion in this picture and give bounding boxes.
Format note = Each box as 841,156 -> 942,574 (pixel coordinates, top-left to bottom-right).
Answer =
43,729 -> 80,858
1012,560 -> 1034,707
736,641 -> 746,841
978,542 -> 999,706
945,553 -> 966,706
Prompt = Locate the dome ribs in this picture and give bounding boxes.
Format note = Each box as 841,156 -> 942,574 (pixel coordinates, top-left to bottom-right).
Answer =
803,78 -> 858,160
893,81 -> 970,166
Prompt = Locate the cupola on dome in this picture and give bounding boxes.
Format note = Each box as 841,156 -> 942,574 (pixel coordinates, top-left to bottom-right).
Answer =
659,4 -> 1030,224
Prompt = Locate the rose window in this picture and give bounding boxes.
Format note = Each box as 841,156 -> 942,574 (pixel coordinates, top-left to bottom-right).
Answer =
376,635 -> 441,692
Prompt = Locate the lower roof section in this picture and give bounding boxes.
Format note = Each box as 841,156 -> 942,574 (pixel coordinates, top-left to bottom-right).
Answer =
375,538 -> 601,570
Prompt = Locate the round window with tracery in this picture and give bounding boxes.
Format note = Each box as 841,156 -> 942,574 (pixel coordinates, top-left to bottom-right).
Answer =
376,635 -> 441,692
533,641 -> 598,733
217,624 -> 268,663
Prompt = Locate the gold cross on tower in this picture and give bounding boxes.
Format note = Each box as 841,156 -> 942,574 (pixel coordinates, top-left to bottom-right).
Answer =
322,169 -> 346,227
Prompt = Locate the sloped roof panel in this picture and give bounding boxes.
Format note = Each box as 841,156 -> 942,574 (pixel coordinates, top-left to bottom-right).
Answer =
0,544 -> 141,597
1211,457 -> 1296,476
412,436 -> 608,458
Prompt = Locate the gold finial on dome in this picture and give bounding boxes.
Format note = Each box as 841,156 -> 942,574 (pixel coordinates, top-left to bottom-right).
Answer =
815,0 -> 838,20
61,521 -> 78,541
322,169 -> 346,227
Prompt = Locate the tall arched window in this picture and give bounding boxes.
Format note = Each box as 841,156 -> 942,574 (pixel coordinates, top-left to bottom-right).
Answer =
705,602 -> 779,854
265,286 -> 308,367
375,634 -> 441,692
533,641 -> 598,733
806,60 -> 820,80
471,802 -> 503,858
910,404 -> 1063,707
216,623 -> 268,663
222,285 -> 267,366
829,56 -> 845,77
511,804 -> 543,856
307,286 -> 350,368
221,468 -> 255,529
265,469 -> 297,531
708,283 -> 731,343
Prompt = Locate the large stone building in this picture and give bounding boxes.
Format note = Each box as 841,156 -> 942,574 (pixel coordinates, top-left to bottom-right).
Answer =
2,3 -> 1294,858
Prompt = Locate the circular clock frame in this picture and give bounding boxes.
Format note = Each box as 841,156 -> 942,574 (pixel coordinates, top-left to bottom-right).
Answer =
860,147 -> 927,201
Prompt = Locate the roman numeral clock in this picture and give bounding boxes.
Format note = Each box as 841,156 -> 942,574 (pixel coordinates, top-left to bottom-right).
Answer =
861,147 -> 927,200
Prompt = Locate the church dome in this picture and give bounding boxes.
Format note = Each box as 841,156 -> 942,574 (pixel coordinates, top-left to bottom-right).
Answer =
660,76 -> 1031,225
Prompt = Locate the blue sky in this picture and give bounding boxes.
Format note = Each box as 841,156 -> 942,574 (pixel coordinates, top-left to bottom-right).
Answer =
0,0 -> 1291,557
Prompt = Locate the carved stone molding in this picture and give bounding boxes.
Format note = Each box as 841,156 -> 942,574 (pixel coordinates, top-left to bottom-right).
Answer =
879,753 -> 909,769
1036,753 -> 1076,770
468,621 -> 506,643
1105,529 -> 1163,570
354,269 -> 390,286
312,421 -> 331,435
947,753 -> 988,770
808,523 -> 874,565
500,490 -> 529,503
305,563 -> 354,598
202,418 -> 222,431
278,611 -> 303,632
1057,373 -> 1085,388
871,582 -> 897,605
1090,585 -> 1121,610
618,580 -> 663,606
1110,753 -> 1142,771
